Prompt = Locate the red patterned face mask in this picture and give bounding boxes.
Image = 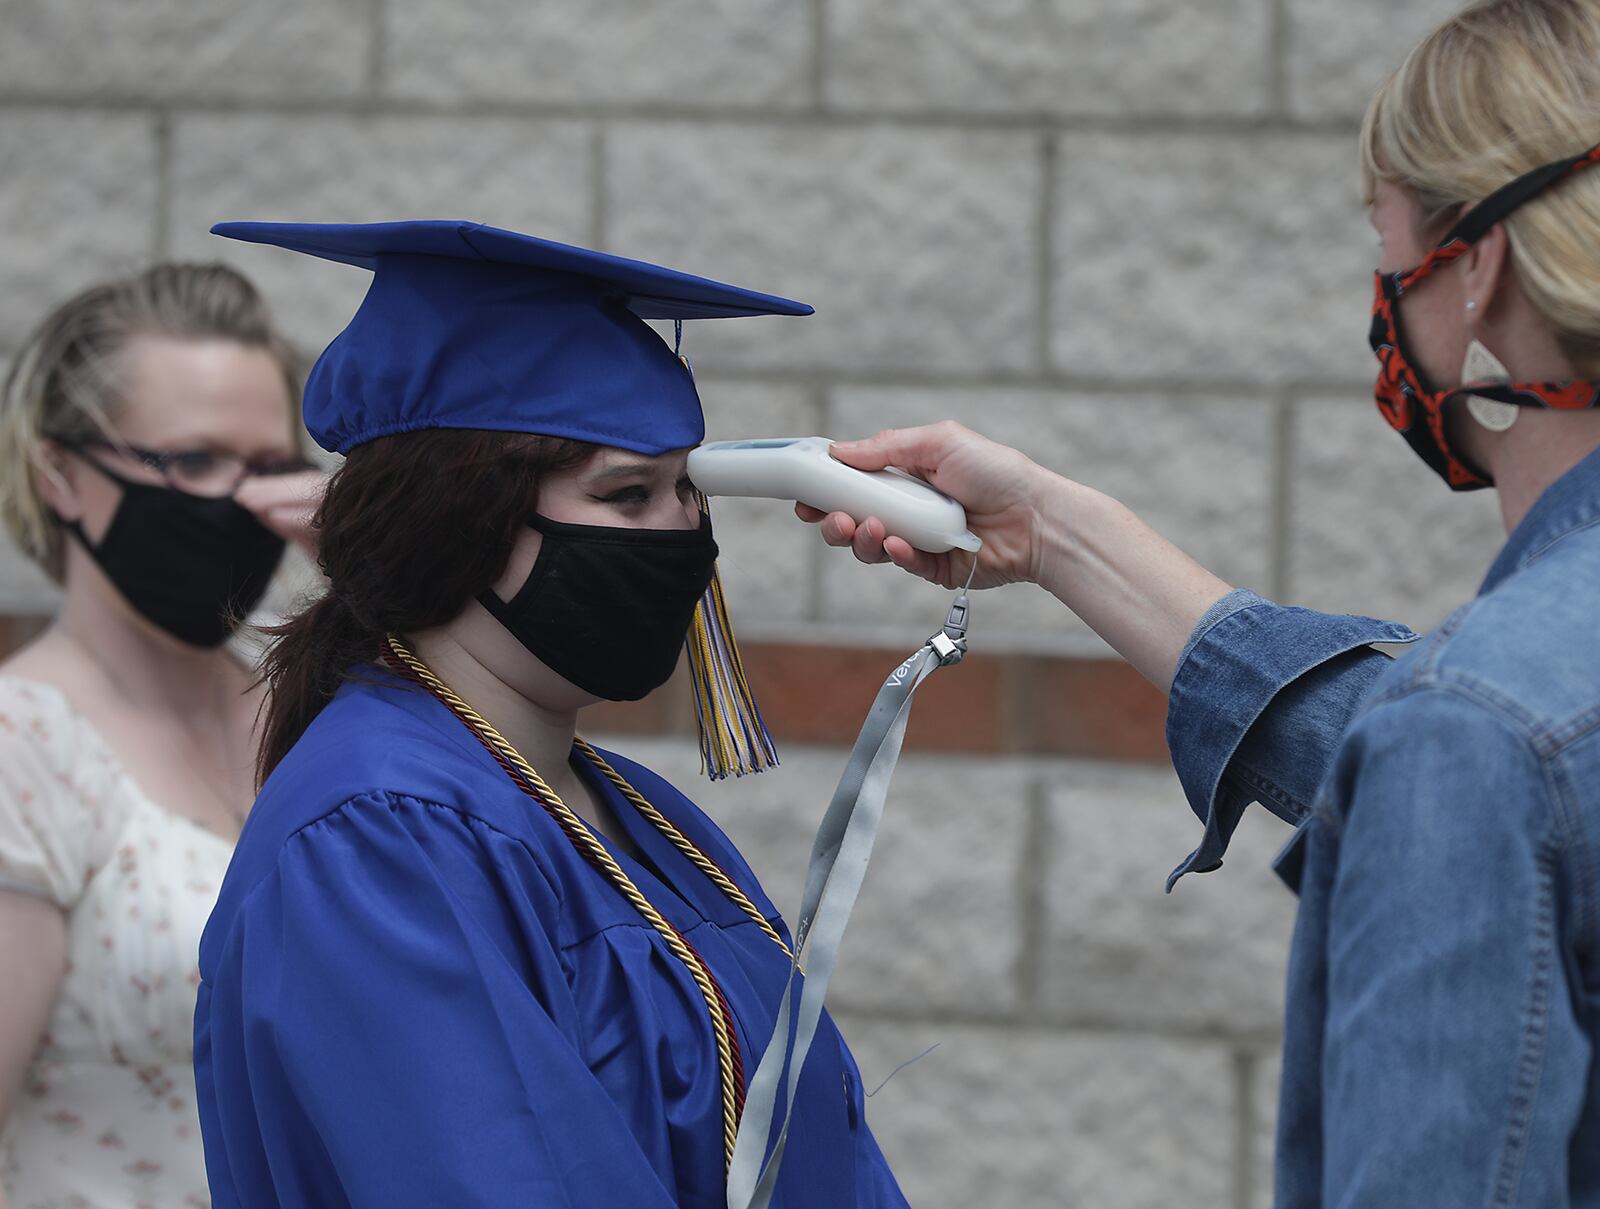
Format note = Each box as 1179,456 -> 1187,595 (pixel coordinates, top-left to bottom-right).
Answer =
1369,142 -> 1600,490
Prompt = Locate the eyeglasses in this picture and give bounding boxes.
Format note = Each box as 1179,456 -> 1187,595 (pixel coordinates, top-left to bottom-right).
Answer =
55,435 -> 316,499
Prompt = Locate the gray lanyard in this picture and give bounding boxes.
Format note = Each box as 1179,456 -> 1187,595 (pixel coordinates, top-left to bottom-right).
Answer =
726,577 -> 974,1209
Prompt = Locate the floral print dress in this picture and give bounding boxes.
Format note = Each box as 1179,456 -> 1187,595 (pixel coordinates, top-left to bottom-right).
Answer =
0,677 -> 230,1209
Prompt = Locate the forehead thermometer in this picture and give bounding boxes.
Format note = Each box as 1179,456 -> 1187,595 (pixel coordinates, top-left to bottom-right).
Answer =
687,436 -> 981,554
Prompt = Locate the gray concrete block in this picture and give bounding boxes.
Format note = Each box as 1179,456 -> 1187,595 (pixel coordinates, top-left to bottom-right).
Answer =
386,0 -> 809,107
0,112 -> 158,353
0,0 -> 368,100
1286,0 -> 1464,120
822,388 -> 1275,654
827,0 -> 1271,117
607,125 -> 1042,376
595,741 -> 1030,1015
169,115 -> 594,353
1040,760 -> 1297,1035
836,1016 -> 1236,1209
1252,1050 -> 1281,1209
1053,133 -> 1373,384
0,537 -> 59,616
698,382 -> 820,622
1286,395 -> 1504,633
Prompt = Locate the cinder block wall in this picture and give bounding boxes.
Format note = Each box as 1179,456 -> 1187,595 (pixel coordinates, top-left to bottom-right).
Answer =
0,2 -> 1504,1205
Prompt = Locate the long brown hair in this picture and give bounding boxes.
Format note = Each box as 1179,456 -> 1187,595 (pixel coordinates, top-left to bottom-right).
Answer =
257,428 -> 594,784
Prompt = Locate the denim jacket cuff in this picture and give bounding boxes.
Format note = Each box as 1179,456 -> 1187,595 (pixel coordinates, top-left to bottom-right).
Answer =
1164,589 -> 1416,890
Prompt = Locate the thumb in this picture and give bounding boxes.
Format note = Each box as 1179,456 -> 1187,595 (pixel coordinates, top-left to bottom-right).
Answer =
830,423 -> 964,478
828,436 -> 893,472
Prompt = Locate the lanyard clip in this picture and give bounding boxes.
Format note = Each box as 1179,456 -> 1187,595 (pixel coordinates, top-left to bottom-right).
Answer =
929,588 -> 970,666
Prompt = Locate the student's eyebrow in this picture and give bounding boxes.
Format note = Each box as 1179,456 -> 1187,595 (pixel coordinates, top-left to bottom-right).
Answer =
589,461 -> 661,481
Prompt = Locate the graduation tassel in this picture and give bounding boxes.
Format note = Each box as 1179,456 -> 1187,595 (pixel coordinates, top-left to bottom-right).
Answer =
686,494 -> 779,780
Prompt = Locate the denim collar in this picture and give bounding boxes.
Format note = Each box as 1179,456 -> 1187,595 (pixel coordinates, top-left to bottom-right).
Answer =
1481,442 -> 1600,594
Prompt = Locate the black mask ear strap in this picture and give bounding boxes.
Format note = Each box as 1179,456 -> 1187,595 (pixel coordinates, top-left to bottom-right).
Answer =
49,450 -> 131,562
479,521 -> 567,619
1442,142 -> 1600,247
55,515 -> 122,588
58,516 -> 92,550
476,587 -> 516,623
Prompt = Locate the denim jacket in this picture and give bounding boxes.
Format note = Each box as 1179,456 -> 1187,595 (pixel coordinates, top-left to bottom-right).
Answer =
1166,445 -> 1600,1207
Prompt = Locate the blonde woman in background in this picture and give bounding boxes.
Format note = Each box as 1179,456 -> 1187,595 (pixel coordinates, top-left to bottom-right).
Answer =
808,1 -> 1600,1203
0,265 -> 320,1208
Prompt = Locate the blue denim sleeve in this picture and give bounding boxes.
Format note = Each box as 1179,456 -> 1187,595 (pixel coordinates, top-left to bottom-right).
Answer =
1164,589 -> 1418,890
1312,688 -> 1587,1206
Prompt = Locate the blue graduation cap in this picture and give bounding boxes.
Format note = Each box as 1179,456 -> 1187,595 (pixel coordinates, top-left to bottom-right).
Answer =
210,220 -> 813,456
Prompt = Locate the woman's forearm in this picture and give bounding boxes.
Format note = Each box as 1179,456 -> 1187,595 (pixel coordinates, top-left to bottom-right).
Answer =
820,425 -> 1233,691
1029,473 -> 1232,693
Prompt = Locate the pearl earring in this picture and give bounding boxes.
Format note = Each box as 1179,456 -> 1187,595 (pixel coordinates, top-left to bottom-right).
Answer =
1465,300 -> 1479,312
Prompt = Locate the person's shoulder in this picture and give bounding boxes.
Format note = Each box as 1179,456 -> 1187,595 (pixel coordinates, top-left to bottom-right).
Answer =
0,674 -> 136,905
0,672 -> 76,747
1389,541 -> 1600,732
201,781 -> 559,979
0,673 -> 132,815
249,674 -> 539,846
209,769 -> 564,968
1327,681 -> 1548,856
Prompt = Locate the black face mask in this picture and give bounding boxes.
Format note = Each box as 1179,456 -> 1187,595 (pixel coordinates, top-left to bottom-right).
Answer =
478,513 -> 718,701
63,460 -> 287,649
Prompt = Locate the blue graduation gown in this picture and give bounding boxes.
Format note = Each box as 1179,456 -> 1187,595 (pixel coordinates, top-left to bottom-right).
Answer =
194,674 -> 909,1208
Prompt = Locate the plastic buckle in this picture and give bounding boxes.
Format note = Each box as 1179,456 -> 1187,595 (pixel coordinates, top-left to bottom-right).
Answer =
943,596 -> 968,636
929,631 -> 964,665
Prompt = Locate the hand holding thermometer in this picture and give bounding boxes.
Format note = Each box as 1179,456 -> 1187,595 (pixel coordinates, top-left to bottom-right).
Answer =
687,436 -> 982,554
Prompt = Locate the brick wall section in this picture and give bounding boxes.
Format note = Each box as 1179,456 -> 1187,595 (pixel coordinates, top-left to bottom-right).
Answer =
0,3 -> 1502,1205
581,646 -> 1171,762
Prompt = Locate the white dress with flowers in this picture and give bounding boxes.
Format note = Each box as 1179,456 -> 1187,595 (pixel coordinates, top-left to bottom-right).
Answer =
0,677 -> 229,1209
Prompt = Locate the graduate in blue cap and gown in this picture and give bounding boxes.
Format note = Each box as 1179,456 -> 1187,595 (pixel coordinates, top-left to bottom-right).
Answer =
192,221 -> 910,1209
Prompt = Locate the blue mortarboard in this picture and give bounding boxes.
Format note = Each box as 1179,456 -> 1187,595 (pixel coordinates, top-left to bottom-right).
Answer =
210,220 -> 813,456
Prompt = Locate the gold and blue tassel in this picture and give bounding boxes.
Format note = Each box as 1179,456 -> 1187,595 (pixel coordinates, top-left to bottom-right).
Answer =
685,493 -> 779,779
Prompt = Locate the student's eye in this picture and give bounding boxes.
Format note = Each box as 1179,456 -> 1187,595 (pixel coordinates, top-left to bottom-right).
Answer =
593,485 -> 650,505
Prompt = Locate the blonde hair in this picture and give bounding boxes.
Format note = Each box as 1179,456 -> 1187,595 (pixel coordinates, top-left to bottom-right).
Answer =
0,264 -> 301,581
1360,0 -> 1600,372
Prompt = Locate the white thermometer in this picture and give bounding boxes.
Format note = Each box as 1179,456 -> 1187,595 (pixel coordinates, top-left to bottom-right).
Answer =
687,436 -> 981,554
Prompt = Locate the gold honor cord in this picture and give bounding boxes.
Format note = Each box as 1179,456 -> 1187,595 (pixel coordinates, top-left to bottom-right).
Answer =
382,635 -> 788,1171
575,740 -> 793,960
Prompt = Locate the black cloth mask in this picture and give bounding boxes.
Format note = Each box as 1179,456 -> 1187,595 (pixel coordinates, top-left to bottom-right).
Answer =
63,460 -> 287,648
478,513 -> 718,702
